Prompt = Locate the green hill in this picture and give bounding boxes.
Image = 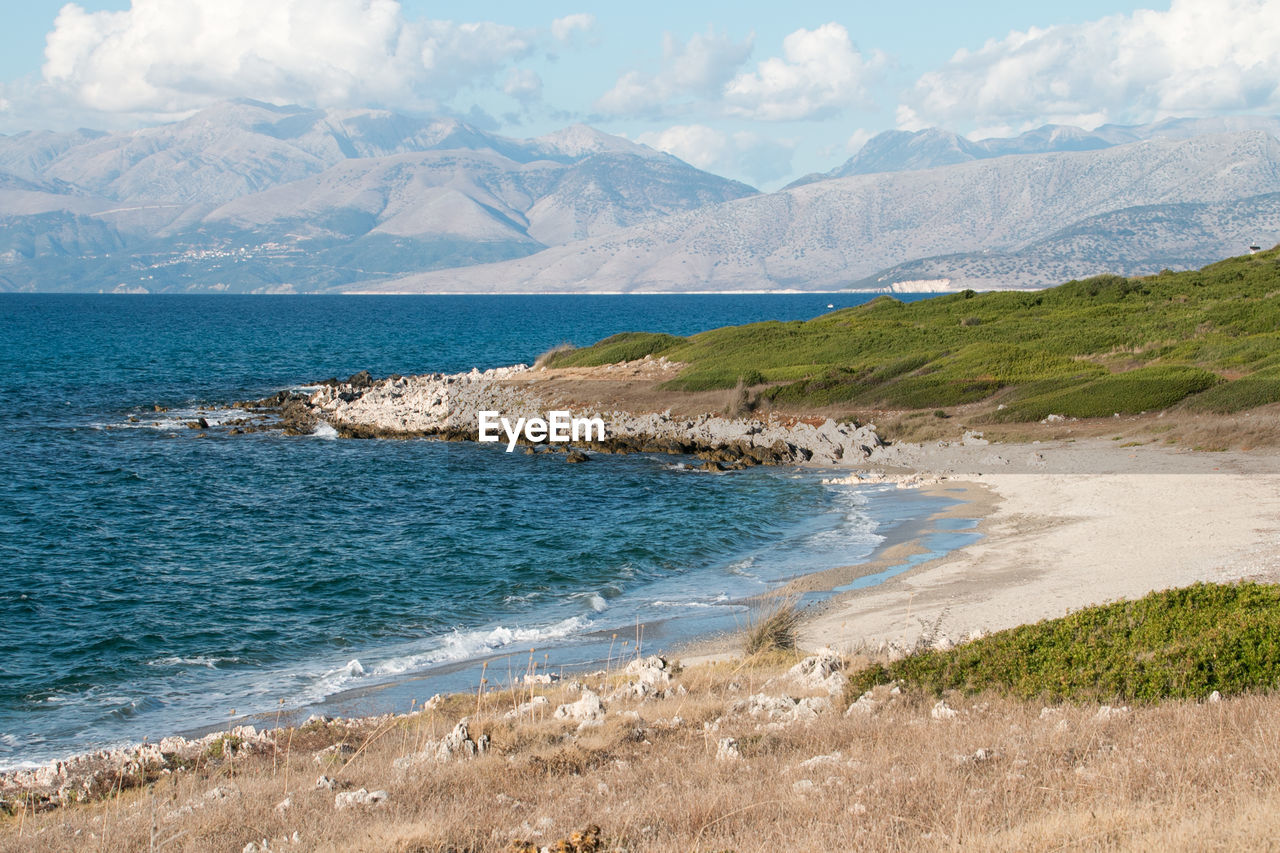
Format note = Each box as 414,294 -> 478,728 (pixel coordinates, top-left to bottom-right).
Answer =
549,247 -> 1280,420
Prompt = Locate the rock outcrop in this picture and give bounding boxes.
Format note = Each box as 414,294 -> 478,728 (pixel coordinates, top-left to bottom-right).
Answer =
247,365 -> 887,467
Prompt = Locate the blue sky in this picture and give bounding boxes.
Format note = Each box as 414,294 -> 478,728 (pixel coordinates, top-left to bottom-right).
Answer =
2,1 -> 1277,188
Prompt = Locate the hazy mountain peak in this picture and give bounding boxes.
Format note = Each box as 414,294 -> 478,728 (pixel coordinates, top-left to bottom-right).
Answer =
790,114 -> 1280,187
531,124 -> 662,161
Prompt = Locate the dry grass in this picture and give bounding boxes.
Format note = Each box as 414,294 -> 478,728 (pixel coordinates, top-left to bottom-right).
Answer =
742,596 -> 801,656
6,654 -> 1280,852
533,343 -> 576,369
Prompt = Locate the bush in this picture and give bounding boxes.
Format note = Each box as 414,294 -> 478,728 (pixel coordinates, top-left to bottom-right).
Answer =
744,596 -> 801,656
846,582 -> 1280,703
993,365 -> 1221,421
1182,369 -> 1280,413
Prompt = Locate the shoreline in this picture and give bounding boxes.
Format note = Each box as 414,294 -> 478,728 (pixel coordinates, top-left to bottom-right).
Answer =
0,455 -> 979,786
10,365 -> 1280,803
801,440 -> 1280,655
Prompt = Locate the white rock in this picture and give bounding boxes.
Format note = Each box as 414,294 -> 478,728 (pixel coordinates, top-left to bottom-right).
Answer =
334,788 -> 388,810
785,650 -> 846,695
931,700 -> 958,720
522,673 -> 558,684
1094,705 -> 1130,721
394,720 -> 489,767
1208,690 -> 1222,703
845,692 -> 877,716
715,738 -> 743,761
798,751 -> 843,768
504,695 -> 550,719
553,689 -> 606,723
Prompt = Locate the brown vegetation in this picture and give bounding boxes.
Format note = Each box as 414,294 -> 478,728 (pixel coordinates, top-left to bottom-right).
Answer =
5,653 -> 1279,852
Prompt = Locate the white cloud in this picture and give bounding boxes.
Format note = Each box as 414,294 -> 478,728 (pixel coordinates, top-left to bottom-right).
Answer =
723,23 -> 886,121
504,68 -> 542,102
599,23 -> 884,123
595,29 -> 753,116
39,0 -> 540,116
902,0 -> 1280,131
551,13 -> 595,43
846,128 -> 874,153
637,123 -> 793,185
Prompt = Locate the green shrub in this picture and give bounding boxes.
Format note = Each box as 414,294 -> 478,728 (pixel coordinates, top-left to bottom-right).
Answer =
993,365 -> 1221,421
847,582 -> 1280,703
1182,368 -> 1280,413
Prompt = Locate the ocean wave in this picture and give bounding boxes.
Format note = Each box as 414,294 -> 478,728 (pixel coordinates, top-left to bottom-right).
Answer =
96,405 -> 246,431
311,421 -> 338,440
369,616 -> 591,677
650,596 -> 729,609
570,591 -> 609,612
306,658 -> 368,698
146,655 -> 241,669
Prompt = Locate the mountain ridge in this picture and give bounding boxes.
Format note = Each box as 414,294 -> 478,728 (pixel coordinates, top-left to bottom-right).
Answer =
0,100 -> 757,292
364,131 -> 1280,294
786,115 -> 1280,187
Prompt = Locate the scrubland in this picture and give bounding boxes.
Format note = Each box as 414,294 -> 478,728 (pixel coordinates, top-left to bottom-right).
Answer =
6,584 -> 1280,852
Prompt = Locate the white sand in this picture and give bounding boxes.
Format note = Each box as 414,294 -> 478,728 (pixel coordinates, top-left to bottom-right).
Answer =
803,439 -> 1280,653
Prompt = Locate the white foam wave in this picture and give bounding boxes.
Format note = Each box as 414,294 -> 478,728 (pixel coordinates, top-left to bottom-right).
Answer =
308,658 -> 367,697
651,600 -> 720,609
311,421 -> 338,440
146,655 -> 240,669
570,591 -> 609,612
370,616 -> 590,677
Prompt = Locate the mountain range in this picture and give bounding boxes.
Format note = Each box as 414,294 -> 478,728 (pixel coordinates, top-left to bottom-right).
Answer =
2,101 -> 1278,293
0,99 -> 755,293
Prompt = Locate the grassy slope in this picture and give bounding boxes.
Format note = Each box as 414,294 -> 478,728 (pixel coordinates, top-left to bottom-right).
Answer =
549,247 -> 1280,420
847,582 -> 1280,704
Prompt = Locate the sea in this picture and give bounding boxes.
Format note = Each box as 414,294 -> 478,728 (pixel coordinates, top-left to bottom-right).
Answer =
0,293 -> 972,769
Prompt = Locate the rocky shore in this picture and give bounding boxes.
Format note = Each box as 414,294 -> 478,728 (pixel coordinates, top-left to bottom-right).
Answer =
0,651 -> 841,818
242,364 -> 887,468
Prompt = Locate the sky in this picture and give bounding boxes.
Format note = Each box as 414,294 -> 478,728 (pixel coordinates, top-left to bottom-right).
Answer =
2,0 -> 1279,189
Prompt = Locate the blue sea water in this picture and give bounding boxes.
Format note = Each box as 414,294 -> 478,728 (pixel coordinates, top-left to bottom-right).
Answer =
0,293 -> 955,768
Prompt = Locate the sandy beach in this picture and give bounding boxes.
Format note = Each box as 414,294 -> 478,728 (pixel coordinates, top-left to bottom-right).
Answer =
801,437 -> 1280,653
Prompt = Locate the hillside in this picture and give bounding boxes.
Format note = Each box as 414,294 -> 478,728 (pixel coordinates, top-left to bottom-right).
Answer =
0,100 -> 756,293
547,247 -> 1280,420
376,132 -> 1280,294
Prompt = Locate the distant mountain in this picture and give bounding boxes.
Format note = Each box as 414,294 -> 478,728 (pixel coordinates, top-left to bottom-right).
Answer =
6,102 -> 1280,295
0,100 -> 756,292
862,192 -> 1280,291
786,115 -> 1280,187
367,131 -> 1280,294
